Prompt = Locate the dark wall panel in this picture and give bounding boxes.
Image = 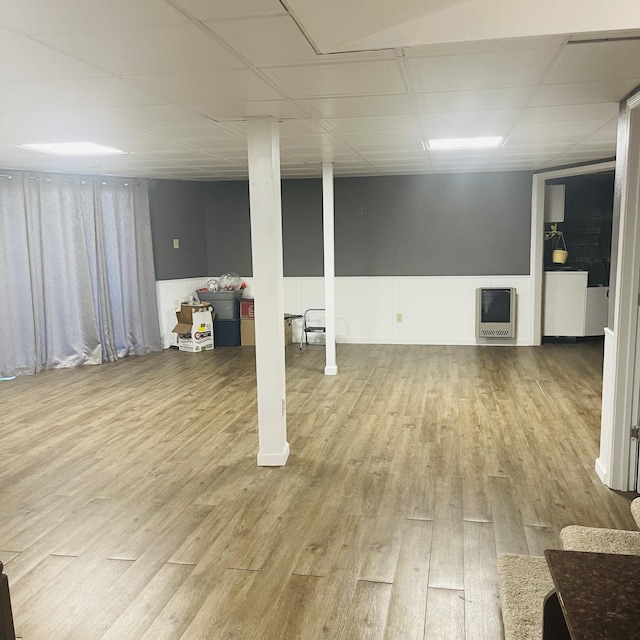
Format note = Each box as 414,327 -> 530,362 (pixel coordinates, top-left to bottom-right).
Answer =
282,179 -> 324,277
148,180 -> 208,280
204,181 -> 253,277
153,171 -> 534,280
334,173 -> 532,276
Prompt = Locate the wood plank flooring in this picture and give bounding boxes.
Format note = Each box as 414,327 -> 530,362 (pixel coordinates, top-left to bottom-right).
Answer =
0,340 -> 636,639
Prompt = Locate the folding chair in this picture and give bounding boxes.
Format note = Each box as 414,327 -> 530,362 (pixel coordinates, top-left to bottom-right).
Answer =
300,308 -> 326,349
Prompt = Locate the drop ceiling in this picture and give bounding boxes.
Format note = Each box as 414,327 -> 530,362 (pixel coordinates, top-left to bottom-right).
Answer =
0,0 -> 638,180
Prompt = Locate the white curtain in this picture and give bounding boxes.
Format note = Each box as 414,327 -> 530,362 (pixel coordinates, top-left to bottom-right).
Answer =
0,171 -> 161,377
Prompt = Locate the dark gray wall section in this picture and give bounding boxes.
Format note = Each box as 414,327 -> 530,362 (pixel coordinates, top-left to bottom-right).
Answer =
148,180 -> 208,280
204,179 -> 325,277
282,179 -> 324,276
334,173 -> 532,276
204,181 -> 253,276
151,171 -> 534,279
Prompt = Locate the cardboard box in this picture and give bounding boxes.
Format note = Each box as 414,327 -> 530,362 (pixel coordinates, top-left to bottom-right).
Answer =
172,307 -> 215,352
240,298 -> 254,319
240,315 -> 294,346
177,303 -> 212,325
240,318 -> 255,346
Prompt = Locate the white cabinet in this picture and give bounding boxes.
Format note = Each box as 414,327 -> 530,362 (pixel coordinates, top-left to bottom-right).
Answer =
543,271 -> 608,337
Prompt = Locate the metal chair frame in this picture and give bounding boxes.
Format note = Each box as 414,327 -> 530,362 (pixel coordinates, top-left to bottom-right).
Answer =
299,308 -> 326,349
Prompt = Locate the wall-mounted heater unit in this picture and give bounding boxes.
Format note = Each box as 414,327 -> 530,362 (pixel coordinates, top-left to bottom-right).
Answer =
476,288 -> 516,338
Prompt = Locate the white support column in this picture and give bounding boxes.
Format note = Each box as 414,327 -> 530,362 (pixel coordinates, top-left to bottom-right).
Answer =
323,161 -> 338,376
247,117 -> 289,467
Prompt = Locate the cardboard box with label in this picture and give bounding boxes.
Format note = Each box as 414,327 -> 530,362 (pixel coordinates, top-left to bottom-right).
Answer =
240,312 -> 295,346
172,303 -> 215,352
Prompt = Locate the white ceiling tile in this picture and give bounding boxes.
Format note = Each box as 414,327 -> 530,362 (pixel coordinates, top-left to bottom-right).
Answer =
406,47 -> 558,92
416,87 -> 536,112
279,133 -> 336,149
322,115 -> 418,133
39,24 -> 247,75
296,94 -> 412,118
337,131 -> 423,149
507,119 -> 611,142
194,100 -> 312,120
14,77 -> 170,110
181,137 -> 248,152
403,36 -> 566,58
358,150 -> 427,162
207,15 -> 318,66
140,122 -> 243,141
421,109 -> 520,132
0,85 -> 53,112
518,103 -> 619,123
127,71 -> 282,104
529,79 -> 640,107
65,105 -> 217,130
0,0 -> 187,34
135,149 -> 228,161
0,2 -> 631,179
81,130 -> 201,153
284,147 -> 359,162
0,110 -> 97,139
546,40 -> 640,84
582,118 -> 619,142
177,0 -> 286,21
263,60 -> 406,98
232,119 -> 326,136
0,37 -> 107,82
557,149 -> 614,161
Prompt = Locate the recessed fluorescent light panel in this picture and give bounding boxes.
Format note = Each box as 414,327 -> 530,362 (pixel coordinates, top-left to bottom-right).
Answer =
19,142 -> 126,155
426,136 -> 504,150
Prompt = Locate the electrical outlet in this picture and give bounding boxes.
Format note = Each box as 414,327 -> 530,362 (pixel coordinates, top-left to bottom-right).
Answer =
173,238 -> 180,249
396,313 -> 403,323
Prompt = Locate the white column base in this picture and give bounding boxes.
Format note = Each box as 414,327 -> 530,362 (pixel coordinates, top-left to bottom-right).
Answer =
324,365 -> 338,376
595,458 -> 609,485
257,442 -> 290,467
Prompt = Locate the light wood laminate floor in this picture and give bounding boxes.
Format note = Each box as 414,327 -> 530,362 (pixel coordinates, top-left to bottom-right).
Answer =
0,341 -> 636,639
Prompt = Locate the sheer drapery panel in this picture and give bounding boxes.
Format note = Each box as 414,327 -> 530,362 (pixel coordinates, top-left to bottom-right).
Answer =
0,172 -> 161,377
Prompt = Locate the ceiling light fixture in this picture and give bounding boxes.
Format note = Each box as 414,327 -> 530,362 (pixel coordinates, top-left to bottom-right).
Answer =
19,142 -> 126,156
426,136 -> 504,150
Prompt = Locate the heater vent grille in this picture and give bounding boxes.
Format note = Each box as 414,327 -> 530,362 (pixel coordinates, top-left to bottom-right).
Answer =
476,288 -> 516,340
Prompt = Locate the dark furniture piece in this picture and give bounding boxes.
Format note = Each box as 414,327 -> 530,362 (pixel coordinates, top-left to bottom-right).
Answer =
543,549 -> 640,639
0,562 -> 15,640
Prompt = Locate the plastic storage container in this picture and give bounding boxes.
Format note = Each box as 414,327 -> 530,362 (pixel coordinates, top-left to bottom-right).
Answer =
197,290 -> 243,320
214,318 -> 241,346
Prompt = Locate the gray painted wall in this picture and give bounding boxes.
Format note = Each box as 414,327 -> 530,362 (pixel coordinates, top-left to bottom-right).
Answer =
151,172 -> 534,279
149,180 -> 208,280
205,181 -> 253,277
334,173 -> 532,276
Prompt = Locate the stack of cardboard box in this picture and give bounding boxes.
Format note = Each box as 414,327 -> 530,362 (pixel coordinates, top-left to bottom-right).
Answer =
172,303 -> 215,352
240,299 -> 294,346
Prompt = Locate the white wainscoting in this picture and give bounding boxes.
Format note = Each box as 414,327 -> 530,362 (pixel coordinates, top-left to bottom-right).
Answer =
157,275 -> 533,348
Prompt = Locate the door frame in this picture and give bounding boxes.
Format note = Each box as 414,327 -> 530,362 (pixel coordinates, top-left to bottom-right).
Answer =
529,160 -> 615,347
596,89 -> 640,490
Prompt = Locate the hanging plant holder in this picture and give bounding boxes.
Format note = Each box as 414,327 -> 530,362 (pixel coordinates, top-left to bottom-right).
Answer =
552,231 -> 568,264
545,224 -> 569,264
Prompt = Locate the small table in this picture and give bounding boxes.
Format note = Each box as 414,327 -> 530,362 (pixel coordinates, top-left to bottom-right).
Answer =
543,549 -> 640,639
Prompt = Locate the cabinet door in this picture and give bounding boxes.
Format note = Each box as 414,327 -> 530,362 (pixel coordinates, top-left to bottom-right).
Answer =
543,272 -> 588,336
584,287 -> 609,336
